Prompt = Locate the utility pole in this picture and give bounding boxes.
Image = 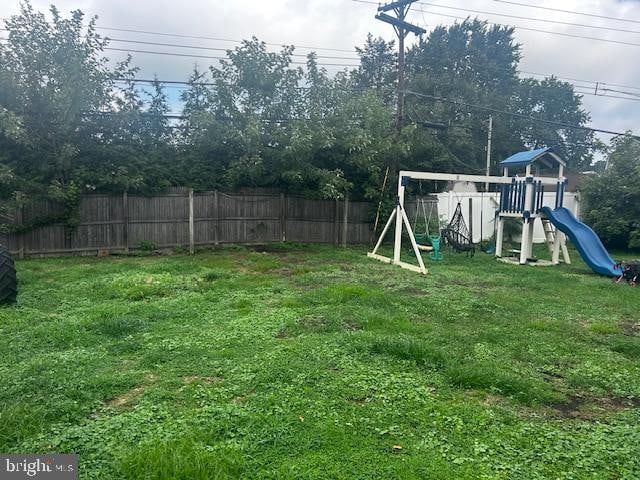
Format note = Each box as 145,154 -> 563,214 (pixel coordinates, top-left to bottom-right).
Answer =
372,1 -> 426,237
485,115 -> 493,192
375,0 -> 426,133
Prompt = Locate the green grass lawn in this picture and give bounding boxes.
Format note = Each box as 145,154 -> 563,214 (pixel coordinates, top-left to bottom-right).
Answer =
1,244 -> 639,479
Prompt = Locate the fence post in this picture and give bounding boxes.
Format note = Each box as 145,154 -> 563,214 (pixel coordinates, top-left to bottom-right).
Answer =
17,204 -> 24,259
213,190 -> 219,246
341,193 -> 349,248
123,191 -> 129,253
188,189 -> 194,255
280,192 -> 287,242
334,199 -> 340,246
468,197 -> 473,243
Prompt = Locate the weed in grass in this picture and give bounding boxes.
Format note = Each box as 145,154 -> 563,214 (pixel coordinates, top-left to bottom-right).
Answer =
371,337 -> 447,368
201,269 -> 231,282
588,322 -> 622,335
93,316 -> 147,337
609,337 -> 640,359
0,403 -> 47,448
117,437 -> 246,479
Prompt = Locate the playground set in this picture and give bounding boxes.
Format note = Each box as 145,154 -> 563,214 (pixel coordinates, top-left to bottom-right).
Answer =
368,147 -> 623,278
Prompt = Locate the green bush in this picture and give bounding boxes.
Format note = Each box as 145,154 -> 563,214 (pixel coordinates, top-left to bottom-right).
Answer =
137,240 -> 157,252
581,134 -> 640,249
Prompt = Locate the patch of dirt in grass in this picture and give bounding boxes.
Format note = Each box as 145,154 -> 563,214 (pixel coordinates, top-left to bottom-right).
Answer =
539,370 -> 566,387
479,388 -> 640,421
296,315 -> 362,332
298,316 -> 332,330
232,391 -> 254,404
398,286 -> 427,295
181,375 -> 223,385
275,327 -> 291,339
549,394 -> 640,420
274,267 -> 295,277
549,395 -> 583,418
622,322 -> 640,336
347,397 -> 368,406
247,245 -> 313,257
342,319 -> 363,331
144,372 -> 160,382
437,279 -> 494,290
482,394 -> 506,407
106,386 -> 146,409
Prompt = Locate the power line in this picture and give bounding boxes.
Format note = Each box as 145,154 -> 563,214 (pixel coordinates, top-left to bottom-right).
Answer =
106,37 -> 359,61
492,0 -> 640,26
601,87 -> 640,98
412,7 -> 640,48
577,91 -> 640,102
114,76 -> 640,102
412,49 -> 640,95
103,47 -> 360,67
112,78 -> 371,93
5,35 -> 640,102
97,26 -> 356,53
109,53 -> 639,99
404,89 -> 640,139
0,24 -> 356,54
407,50 -> 640,101
354,1 -> 640,48
519,70 -> 640,93
0,33 -> 359,66
415,1 -> 640,35
6,16 -> 640,93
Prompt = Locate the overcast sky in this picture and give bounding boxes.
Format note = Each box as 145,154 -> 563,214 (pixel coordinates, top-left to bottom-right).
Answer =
1,0 -> 639,147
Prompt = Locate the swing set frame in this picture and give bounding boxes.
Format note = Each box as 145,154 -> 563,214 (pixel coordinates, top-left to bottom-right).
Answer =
368,169 -> 562,275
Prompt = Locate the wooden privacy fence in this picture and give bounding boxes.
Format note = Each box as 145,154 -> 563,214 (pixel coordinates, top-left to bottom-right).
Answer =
0,190 -> 375,257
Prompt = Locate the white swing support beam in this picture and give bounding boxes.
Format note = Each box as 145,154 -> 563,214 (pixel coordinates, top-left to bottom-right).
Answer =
368,169 -> 566,275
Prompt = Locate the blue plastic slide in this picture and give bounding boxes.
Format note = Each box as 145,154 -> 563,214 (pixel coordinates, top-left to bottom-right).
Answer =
540,207 -> 621,277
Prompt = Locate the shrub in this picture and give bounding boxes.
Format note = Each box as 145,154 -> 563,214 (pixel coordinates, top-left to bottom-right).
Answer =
581,134 -> 640,250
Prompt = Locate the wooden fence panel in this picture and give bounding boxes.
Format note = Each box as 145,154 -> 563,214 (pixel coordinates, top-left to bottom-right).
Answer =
19,199 -> 66,254
4,189 -> 375,256
286,196 -> 335,243
193,192 -> 216,245
346,202 -> 373,244
69,195 -> 125,251
128,194 -> 189,248
217,192 -> 281,244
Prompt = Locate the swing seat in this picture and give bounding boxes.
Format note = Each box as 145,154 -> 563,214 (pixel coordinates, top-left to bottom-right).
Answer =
407,243 -> 433,257
428,235 -> 443,261
414,233 -> 430,245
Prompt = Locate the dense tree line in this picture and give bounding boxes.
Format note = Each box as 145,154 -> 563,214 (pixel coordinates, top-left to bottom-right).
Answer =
0,2 -> 616,235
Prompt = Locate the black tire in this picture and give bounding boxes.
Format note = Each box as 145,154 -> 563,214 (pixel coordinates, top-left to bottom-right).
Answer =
0,247 -> 17,304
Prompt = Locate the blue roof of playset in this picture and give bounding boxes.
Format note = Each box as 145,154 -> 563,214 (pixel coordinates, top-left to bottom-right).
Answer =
499,147 -> 563,168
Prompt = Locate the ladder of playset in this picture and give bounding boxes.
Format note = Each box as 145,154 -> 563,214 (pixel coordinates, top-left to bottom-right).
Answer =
541,218 -> 571,265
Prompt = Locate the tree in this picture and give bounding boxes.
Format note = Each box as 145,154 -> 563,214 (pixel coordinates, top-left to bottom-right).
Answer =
0,2 -> 116,197
581,134 -> 640,249
406,19 -> 523,175
353,33 -> 396,103
405,19 -> 600,176
510,77 -> 598,170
